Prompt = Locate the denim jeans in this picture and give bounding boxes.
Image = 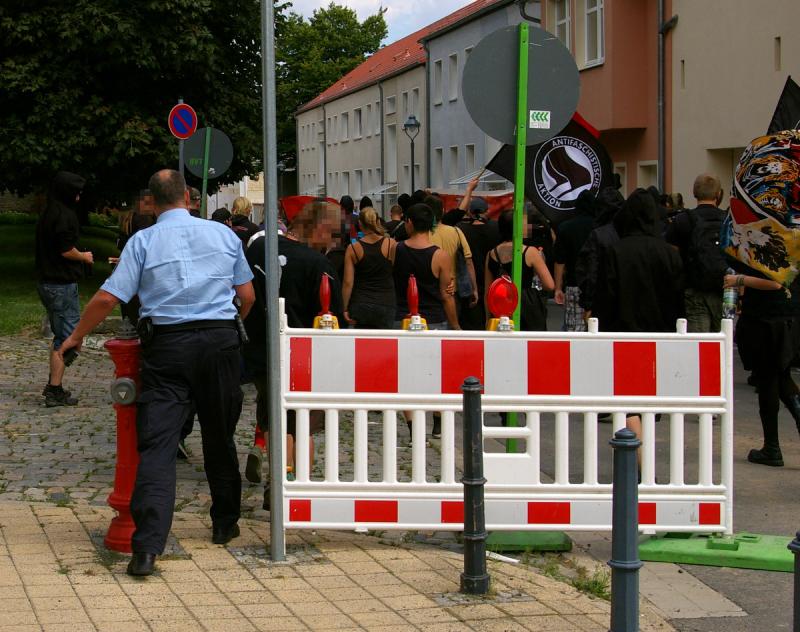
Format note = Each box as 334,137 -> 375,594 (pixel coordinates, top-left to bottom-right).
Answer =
37,283 -> 80,349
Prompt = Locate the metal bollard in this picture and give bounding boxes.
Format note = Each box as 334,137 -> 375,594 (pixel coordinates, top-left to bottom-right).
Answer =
789,532 -> 800,631
609,428 -> 643,632
460,376 -> 490,594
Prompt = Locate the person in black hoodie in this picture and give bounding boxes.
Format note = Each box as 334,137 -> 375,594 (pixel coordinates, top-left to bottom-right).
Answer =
35,171 -> 93,406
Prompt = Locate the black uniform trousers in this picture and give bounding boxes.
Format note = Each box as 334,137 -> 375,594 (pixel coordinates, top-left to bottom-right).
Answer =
131,327 -> 243,554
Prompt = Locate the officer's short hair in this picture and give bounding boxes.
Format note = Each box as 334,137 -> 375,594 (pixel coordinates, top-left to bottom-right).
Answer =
693,174 -> 721,201
149,170 -> 187,207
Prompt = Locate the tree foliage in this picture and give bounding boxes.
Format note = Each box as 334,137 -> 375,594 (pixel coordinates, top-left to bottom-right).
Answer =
275,2 -> 387,167
0,1 -> 385,202
0,0 -> 265,201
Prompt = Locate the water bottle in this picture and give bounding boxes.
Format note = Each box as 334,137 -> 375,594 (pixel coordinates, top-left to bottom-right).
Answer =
532,247 -> 544,291
722,268 -> 737,319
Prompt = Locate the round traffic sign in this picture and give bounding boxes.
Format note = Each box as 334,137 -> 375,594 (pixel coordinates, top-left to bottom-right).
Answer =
462,26 -> 579,146
184,128 -> 234,179
168,103 -> 198,140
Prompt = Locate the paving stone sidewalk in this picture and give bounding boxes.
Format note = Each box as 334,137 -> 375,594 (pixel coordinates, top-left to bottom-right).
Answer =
0,334 -> 675,630
0,502 -> 675,631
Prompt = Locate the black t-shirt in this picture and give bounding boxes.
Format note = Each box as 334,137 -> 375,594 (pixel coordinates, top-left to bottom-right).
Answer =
243,235 -> 344,374
457,219 -> 501,293
553,214 -> 594,287
35,207 -> 84,283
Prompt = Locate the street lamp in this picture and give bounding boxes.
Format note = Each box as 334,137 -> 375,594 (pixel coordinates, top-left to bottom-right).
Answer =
403,115 -> 421,193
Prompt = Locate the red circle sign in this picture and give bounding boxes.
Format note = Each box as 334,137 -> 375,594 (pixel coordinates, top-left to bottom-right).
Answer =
168,104 -> 197,140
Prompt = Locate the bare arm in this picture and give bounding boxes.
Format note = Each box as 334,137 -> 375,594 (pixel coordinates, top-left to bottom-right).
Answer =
526,247 -> 555,291
724,274 -> 783,292
234,282 -> 255,320
59,290 -> 120,355
484,251 -> 495,319
342,245 -> 357,323
62,247 -> 93,264
434,250 -> 460,329
554,262 -> 565,304
466,257 -> 478,306
458,177 -> 479,211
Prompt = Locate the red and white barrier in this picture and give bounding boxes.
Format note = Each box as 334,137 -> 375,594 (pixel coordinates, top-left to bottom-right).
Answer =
279,317 -> 734,537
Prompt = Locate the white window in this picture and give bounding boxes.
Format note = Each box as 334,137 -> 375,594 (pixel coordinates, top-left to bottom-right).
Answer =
340,112 -> 349,141
433,60 -> 443,105
465,144 -> 476,174
554,0 -> 570,49
326,118 -> 332,144
448,54 -> 459,101
375,101 -> 381,135
403,165 -> 410,191
614,163 -> 628,197
637,161 -> 658,191
342,171 -> 350,195
449,146 -> 459,184
434,148 -> 444,188
332,115 -> 338,143
585,0 -> 604,65
367,168 -> 373,191
354,170 -> 363,197
402,91 -> 409,119
353,108 -> 362,138
376,167 -> 382,185
385,95 -> 396,115
386,124 -> 397,182
411,88 -> 419,116
365,104 -> 372,137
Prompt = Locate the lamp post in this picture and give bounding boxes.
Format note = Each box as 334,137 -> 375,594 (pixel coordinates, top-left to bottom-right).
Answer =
403,115 -> 421,193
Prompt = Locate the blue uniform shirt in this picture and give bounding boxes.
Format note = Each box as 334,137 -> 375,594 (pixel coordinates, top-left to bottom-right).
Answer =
102,208 -> 254,324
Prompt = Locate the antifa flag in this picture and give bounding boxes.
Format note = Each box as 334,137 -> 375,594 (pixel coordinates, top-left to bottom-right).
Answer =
486,113 -> 614,225
767,76 -> 800,135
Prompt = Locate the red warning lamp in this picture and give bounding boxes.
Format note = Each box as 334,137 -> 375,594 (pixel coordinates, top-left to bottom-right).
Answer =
402,274 -> 427,331
487,275 -> 518,319
313,273 -> 339,329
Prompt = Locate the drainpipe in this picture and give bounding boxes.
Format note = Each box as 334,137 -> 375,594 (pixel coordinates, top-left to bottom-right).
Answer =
658,3 -> 678,193
322,104 -> 328,197
423,41 -> 432,190
378,81 -> 385,209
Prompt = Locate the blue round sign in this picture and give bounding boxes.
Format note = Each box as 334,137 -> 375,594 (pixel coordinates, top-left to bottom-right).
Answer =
168,103 -> 198,140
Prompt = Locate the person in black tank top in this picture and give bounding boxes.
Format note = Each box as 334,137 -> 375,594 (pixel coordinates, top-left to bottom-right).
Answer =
342,208 -> 396,329
392,203 -> 459,329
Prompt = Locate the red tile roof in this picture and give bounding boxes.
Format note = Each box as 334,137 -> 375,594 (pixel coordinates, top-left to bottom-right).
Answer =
297,0 -> 509,114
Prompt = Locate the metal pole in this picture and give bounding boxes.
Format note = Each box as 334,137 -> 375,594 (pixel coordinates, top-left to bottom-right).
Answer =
657,0 -> 665,193
460,376 -> 489,595
178,97 -> 185,175
789,532 -> 800,631
260,0 -> 285,562
410,138 -> 415,194
609,428 -> 643,632
200,127 -> 212,219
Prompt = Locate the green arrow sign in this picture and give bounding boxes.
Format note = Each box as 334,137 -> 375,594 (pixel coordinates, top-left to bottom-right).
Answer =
529,110 -> 551,129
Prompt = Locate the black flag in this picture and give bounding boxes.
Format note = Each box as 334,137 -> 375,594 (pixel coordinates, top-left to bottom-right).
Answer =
767,76 -> 800,135
486,113 -> 614,225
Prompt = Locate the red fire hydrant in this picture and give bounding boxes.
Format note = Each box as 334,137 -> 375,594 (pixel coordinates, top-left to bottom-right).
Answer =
103,320 -> 141,552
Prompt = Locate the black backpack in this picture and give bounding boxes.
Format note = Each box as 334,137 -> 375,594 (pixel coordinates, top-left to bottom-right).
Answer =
686,209 -> 726,292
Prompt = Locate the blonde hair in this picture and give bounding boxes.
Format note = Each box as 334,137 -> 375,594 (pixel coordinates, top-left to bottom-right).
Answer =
118,209 -> 134,236
232,196 -> 253,217
358,207 -> 385,236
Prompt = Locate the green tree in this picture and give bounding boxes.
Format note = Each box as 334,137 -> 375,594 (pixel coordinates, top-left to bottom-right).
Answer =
0,0 -> 274,201
275,3 -> 387,167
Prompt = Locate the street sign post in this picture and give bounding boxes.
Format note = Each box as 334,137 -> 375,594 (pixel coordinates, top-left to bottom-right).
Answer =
168,101 -> 198,175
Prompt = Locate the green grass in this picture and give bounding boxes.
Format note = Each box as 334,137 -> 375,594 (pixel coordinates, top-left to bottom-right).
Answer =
0,224 -> 119,335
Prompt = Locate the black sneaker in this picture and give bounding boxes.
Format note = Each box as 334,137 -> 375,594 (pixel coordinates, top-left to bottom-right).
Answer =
431,415 -> 441,439
747,447 -> 784,467
45,386 -> 78,407
43,384 -> 71,398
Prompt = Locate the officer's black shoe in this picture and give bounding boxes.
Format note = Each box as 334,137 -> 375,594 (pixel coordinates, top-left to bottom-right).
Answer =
747,446 -> 784,467
126,552 -> 156,576
212,523 -> 240,545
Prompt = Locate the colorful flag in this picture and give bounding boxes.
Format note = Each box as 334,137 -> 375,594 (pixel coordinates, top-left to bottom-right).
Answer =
767,76 -> 800,135
720,130 -> 800,286
485,113 -> 615,224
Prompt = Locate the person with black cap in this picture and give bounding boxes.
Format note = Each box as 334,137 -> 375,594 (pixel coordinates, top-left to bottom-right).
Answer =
36,171 -> 93,407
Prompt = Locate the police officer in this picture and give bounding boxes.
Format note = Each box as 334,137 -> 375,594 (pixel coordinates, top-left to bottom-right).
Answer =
60,169 -> 255,577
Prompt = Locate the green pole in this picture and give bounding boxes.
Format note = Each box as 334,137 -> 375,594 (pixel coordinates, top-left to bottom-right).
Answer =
505,22 -> 529,453
200,127 -> 212,219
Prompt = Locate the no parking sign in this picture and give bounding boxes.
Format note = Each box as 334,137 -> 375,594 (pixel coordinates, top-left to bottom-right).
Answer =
168,103 -> 198,140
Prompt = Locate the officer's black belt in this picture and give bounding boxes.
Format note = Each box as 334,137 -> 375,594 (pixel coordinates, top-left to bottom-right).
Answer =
152,320 -> 236,334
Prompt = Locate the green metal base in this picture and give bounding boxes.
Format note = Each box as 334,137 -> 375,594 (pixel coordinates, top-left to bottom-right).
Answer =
486,531 -> 572,553
639,532 -> 794,572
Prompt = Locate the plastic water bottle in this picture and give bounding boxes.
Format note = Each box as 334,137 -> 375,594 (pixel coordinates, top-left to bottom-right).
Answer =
532,248 -> 544,291
722,268 -> 737,319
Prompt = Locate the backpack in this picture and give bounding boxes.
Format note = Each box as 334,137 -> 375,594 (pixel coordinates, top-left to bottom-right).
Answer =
686,210 -> 726,292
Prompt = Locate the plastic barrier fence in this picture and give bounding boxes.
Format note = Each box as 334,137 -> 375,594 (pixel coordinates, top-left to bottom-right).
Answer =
280,318 -> 733,535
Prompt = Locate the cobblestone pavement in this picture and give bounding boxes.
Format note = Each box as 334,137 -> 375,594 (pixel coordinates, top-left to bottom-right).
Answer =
0,334 -> 675,631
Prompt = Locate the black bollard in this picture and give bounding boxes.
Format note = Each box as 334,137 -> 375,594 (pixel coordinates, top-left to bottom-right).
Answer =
609,428 -> 643,632
789,532 -> 800,632
460,376 -> 490,594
